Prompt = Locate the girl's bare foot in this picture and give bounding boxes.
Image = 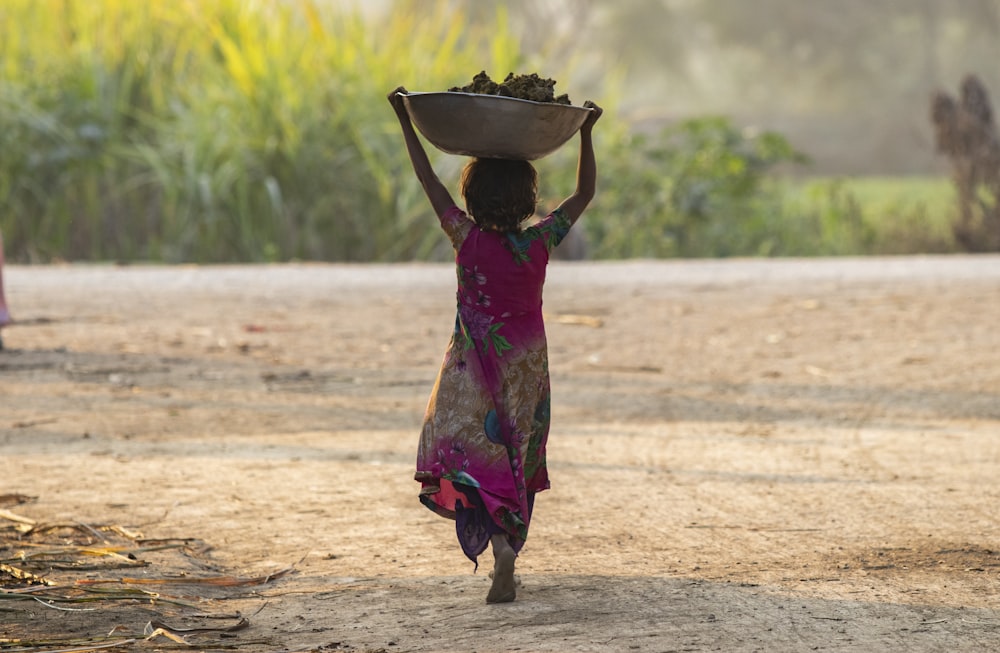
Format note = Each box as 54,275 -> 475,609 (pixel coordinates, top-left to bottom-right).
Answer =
486,535 -> 516,604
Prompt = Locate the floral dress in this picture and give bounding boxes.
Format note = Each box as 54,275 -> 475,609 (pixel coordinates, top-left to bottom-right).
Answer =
416,205 -> 572,565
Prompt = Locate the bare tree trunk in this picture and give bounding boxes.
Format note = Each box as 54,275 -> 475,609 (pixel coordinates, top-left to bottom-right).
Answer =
931,75 -> 1000,251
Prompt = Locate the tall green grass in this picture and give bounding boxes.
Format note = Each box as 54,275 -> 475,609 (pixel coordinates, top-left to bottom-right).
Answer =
0,0 -> 523,262
0,1 -> 964,262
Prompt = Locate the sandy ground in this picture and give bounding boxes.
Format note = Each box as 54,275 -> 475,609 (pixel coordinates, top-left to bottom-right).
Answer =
1,257 -> 999,652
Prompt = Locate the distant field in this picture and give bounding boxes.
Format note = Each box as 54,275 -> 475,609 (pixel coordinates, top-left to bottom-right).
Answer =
781,175 -> 958,255
831,176 -> 954,220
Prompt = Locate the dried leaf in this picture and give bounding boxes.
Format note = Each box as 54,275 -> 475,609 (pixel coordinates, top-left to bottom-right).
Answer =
25,521 -> 107,541
0,638 -> 137,652
0,562 -> 53,585
148,616 -> 249,633
143,624 -> 191,645
554,313 -> 604,328
30,596 -> 98,612
0,508 -> 36,526
79,567 -> 294,587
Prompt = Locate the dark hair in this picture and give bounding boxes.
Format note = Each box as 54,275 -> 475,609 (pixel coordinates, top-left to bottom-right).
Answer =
460,158 -> 538,233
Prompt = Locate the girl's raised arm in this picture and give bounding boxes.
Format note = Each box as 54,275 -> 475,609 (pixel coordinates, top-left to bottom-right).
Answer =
555,101 -> 603,226
387,87 -> 455,218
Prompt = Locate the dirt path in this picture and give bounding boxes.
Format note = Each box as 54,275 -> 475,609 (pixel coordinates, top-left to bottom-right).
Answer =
2,258 -> 999,652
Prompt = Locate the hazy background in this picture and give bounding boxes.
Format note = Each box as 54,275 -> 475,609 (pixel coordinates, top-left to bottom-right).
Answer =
2,0 -> 997,262
358,0 -> 1000,175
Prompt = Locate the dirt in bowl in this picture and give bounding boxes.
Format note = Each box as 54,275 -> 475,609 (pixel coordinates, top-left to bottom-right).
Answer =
449,71 -> 572,105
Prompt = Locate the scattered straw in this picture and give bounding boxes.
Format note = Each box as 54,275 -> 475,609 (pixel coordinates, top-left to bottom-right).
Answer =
2,507 -> 297,649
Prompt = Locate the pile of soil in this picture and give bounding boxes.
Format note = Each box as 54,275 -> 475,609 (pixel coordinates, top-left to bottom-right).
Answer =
449,71 -> 572,104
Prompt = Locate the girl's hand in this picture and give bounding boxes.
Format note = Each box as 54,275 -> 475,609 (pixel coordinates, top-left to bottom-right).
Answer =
388,87 -> 409,117
581,101 -> 603,130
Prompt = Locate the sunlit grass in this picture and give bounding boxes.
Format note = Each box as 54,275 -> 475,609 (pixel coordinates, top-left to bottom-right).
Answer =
0,1 -> 967,262
784,176 -> 958,255
0,0 -> 523,262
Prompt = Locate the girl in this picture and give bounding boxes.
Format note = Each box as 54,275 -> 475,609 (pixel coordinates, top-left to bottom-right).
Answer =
387,86 -> 602,603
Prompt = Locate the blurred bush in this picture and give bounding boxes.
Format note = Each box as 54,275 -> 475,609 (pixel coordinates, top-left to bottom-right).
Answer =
0,0 -> 959,263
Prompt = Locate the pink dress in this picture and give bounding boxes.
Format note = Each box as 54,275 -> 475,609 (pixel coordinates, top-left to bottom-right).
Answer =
416,205 -> 571,564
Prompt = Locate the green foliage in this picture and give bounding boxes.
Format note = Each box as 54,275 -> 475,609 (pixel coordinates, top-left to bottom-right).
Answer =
585,117 -> 807,257
781,177 -> 957,256
581,119 -> 958,258
0,0 -> 965,262
0,0 -> 521,263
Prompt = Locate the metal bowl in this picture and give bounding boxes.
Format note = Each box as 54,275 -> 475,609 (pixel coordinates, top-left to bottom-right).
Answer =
401,91 -> 593,160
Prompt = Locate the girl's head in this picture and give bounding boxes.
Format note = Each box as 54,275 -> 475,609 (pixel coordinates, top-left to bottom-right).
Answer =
460,158 -> 537,233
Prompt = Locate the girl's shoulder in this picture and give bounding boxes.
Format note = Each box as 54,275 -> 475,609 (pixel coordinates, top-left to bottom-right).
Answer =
521,208 -> 572,252
439,205 -> 474,249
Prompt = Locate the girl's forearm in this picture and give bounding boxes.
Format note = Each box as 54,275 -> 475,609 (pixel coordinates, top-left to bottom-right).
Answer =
554,128 -> 598,224
398,115 -> 436,188
392,106 -> 454,215
575,129 -> 597,203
